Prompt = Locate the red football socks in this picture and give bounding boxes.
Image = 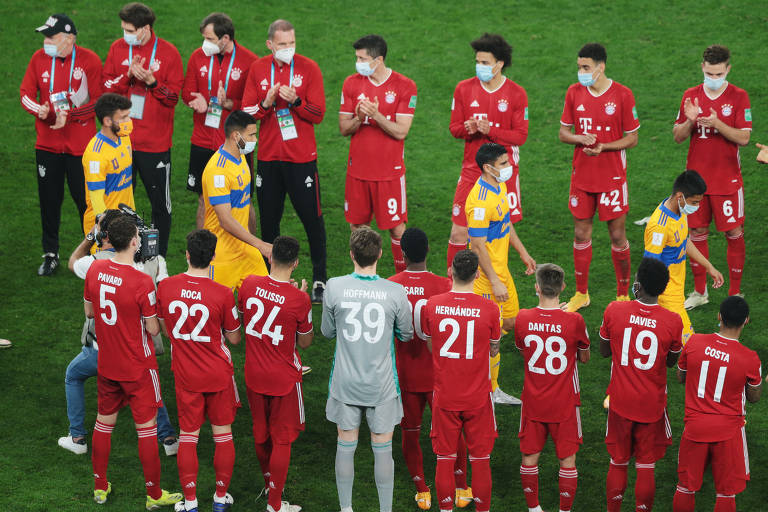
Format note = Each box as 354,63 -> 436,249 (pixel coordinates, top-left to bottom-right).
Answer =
573,240 -> 592,294
267,442 -> 292,512
447,241 -> 466,274
714,494 -> 736,512
454,436 -> 468,489
611,242 -> 631,296
436,455 -> 456,511
213,432 -> 235,499
253,439 -> 272,490
391,237 -> 406,273
520,464 -> 539,509
402,428 -> 428,493
690,233 -> 709,294
558,466 -> 578,511
92,420 -> 114,492
673,485 -> 696,512
606,459 -> 628,512
634,463 -> 656,512
178,433 -> 200,502
136,425 -> 162,500
469,455 -> 491,512
726,231 -> 745,295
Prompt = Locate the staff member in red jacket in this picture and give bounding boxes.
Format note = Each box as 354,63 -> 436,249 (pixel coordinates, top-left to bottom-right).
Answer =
20,13 -> 102,276
242,19 -> 327,303
182,12 -> 259,229
103,2 -> 183,257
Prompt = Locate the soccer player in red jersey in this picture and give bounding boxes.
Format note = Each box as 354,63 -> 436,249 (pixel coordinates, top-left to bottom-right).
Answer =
83,215 -> 181,508
389,228 -> 471,510
340,34 -> 417,273
673,296 -> 762,512
157,229 -> 242,512
422,250 -> 500,512
599,257 -> 684,512
515,263 -> 590,512
238,236 -> 313,512
559,43 -> 639,312
672,45 -> 752,306
102,2 -> 183,257
182,13 -> 259,228
447,33 -> 529,271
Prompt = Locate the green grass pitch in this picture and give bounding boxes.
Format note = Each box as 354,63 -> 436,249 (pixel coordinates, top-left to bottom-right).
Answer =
1,1 -> 767,510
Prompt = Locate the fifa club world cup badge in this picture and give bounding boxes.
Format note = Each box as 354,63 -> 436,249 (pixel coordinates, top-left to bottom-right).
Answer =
604,102 -> 616,115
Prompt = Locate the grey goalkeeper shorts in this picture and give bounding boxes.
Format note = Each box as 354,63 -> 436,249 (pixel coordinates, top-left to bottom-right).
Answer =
326,395 -> 403,434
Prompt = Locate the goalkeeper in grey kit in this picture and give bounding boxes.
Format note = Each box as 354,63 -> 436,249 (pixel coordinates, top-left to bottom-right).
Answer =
321,226 -> 414,512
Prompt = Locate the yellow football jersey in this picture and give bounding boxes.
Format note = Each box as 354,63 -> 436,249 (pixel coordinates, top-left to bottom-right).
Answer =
466,178 -> 510,278
644,201 -> 688,302
82,132 -> 134,233
202,146 -> 254,264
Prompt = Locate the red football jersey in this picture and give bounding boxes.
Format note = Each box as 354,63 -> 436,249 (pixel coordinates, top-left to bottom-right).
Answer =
157,273 -> 240,393
102,31 -> 184,153
238,275 -> 313,396
675,84 -> 752,195
678,333 -> 762,442
449,77 -> 528,183
515,307 -> 590,422
388,270 -> 452,392
241,54 -> 325,163
560,81 -> 640,193
599,300 -> 683,422
423,291 -> 500,411
19,45 -> 102,155
83,259 -> 158,381
182,43 -> 259,151
340,70 -> 417,181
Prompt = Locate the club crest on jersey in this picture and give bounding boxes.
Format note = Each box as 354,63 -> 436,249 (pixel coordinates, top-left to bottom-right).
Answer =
150,60 -> 161,72
497,99 -> 508,112
604,102 -> 617,115
38,164 -> 46,177
570,195 -> 578,207
199,65 -> 208,77
187,174 -> 195,187
73,67 -> 84,80
292,74 -> 303,87
721,104 -> 733,117
452,204 -> 460,217
255,174 -> 262,187
231,67 -> 242,81
385,91 -> 396,104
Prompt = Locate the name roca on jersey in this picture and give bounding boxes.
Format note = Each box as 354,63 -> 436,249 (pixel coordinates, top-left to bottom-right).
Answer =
180,289 -> 201,300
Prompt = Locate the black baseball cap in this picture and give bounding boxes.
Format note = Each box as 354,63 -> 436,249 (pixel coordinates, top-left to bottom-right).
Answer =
36,14 -> 77,36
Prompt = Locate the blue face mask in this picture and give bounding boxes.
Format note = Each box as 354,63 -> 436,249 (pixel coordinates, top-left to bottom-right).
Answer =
476,63 -> 494,82
679,196 -> 699,215
43,43 -> 58,58
578,72 -> 596,87
356,60 -> 377,77
123,30 -> 140,46
703,74 -> 726,91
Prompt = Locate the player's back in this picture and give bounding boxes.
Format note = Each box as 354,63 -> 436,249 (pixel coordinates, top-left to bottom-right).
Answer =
388,270 -> 452,392
424,291 -> 500,411
515,307 -> 589,422
680,333 -> 762,441
600,300 -> 683,422
322,273 -> 412,406
644,202 -> 688,300
201,147 -> 251,262
239,275 -> 312,396
84,258 -> 157,381
157,272 -> 239,392
466,178 -> 510,274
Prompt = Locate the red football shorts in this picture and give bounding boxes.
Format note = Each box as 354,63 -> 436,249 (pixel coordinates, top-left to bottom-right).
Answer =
175,376 -> 241,432
344,174 -> 407,230
519,405 -> 583,459
686,189 -> 745,231
677,427 -> 750,495
568,180 -> 628,221
605,408 -> 672,464
431,393 -> 497,458
97,369 -> 162,424
401,390 -> 433,429
247,384 -> 305,444
452,174 -> 522,227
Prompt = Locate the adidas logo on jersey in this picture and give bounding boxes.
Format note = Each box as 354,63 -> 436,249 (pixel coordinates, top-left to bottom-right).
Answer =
560,491 -> 571,497
611,494 -> 624,500
613,205 -> 623,212
441,497 -> 453,504
470,100 -> 480,107
576,104 -> 585,111
357,93 -> 367,100
146,481 -> 155,487
392,214 -> 400,221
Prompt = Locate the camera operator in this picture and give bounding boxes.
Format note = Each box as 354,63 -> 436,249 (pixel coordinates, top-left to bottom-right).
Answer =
57,209 -> 178,456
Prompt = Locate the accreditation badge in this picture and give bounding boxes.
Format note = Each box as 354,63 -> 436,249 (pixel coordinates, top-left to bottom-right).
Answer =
204,96 -> 223,129
276,108 -> 298,141
130,93 -> 146,120
50,91 -> 70,114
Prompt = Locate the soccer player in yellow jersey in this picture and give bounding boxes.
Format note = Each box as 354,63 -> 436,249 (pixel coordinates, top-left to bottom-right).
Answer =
81,94 -> 135,236
202,110 -> 271,290
644,170 -> 723,344
466,143 -> 536,405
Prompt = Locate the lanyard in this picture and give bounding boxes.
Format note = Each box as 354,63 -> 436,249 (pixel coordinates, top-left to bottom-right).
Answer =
270,57 -> 293,88
50,45 -> 76,93
208,43 -> 236,94
128,37 -> 158,76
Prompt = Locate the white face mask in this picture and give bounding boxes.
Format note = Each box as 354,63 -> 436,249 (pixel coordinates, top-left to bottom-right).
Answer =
44,43 -> 59,58
491,164 -> 514,183
123,30 -> 141,46
274,47 -> 295,64
202,39 -> 221,57
237,134 -> 256,155
356,60 -> 378,77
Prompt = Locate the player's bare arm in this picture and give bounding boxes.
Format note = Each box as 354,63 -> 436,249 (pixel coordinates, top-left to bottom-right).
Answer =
756,143 -> 768,163
224,328 -> 241,345
158,318 -> 169,338
212,202 -> 273,258
583,130 -> 638,156
68,234 -> 96,272
144,315 -> 161,337
578,346 -> 590,363
490,338 -> 501,357
84,301 -> 95,319
666,349 -> 681,368
599,335 -> 612,358
339,112 -> 362,136
673,97 -> 699,143
296,330 -> 313,349
559,124 -> 596,146
469,235 -> 507,302
745,381 -> 761,403
359,98 -> 414,141
508,225 -> 536,275
697,108 -> 750,146
686,239 -> 724,288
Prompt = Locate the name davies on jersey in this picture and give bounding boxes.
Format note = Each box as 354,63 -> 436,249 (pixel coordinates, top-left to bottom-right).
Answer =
434,305 -> 481,318
180,289 -> 202,300
704,346 -> 730,363
527,322 -> 562,333
630,314 -> 656,328
343,288 -> 388,300
98,273 -> 123,286
253,287 -> 286,305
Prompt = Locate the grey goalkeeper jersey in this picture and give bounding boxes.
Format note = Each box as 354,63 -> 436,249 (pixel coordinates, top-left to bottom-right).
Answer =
322,273 -> 413,406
